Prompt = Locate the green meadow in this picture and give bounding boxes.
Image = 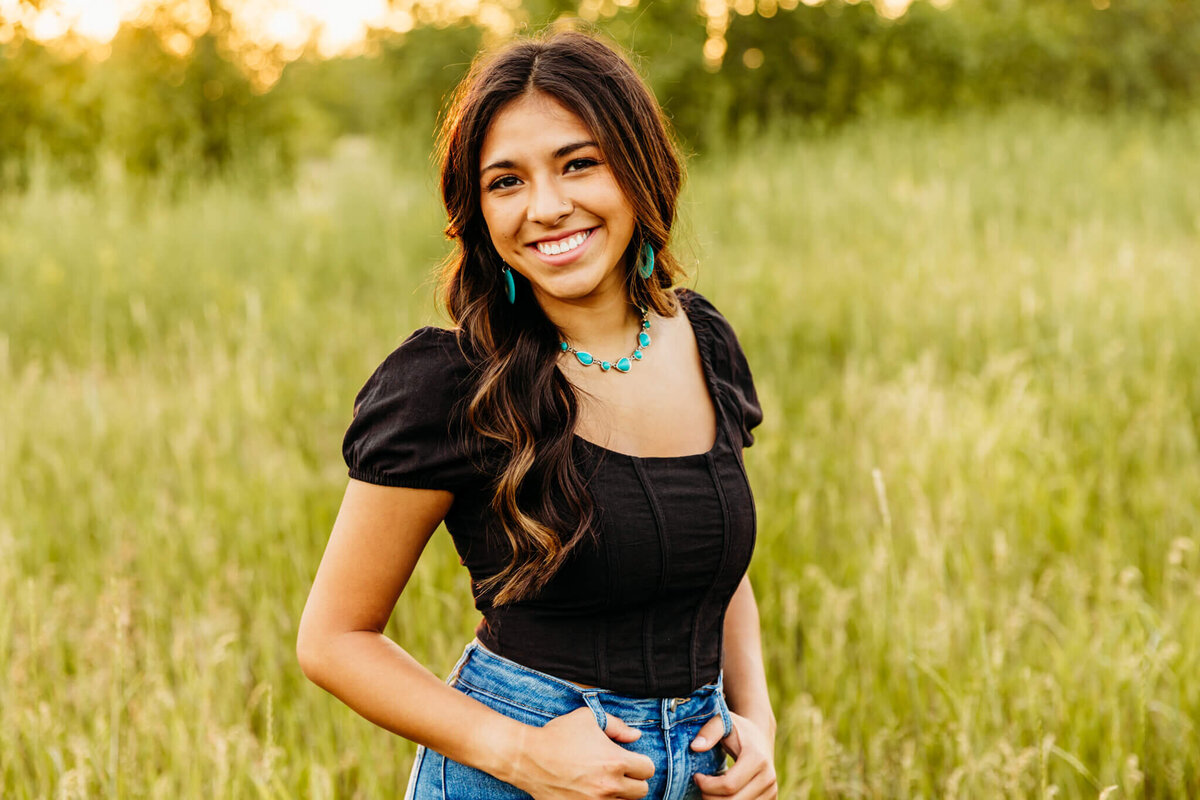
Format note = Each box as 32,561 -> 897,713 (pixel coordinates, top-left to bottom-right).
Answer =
3,106 -> 1200,797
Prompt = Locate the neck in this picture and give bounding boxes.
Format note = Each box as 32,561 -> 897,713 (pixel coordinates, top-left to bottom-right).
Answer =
536,290 -> 640,355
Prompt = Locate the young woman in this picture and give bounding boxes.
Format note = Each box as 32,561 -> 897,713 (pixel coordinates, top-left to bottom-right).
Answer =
297,30 -> 778,800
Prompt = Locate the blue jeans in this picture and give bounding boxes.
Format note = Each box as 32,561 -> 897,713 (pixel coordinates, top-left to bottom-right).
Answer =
405,638 -> 733,800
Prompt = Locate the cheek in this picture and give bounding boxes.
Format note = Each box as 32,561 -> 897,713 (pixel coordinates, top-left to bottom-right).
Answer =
481,200 -> 520,245
602,185 -> 636,236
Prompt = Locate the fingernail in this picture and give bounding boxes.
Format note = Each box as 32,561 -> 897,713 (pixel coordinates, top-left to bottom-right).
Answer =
694,737 -> 706,747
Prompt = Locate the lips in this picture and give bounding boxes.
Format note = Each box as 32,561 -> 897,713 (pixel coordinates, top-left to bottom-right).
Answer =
523,226 -> 600,267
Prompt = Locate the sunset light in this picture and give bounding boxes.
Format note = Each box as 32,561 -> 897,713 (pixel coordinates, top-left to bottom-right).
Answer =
2,0 -> 519,59
0,0 -> 935,84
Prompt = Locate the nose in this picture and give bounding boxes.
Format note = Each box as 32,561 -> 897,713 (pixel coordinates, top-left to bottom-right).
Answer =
526,176 -> 572,226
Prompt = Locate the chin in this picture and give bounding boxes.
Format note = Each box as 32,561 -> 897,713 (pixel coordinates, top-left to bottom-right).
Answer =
541,283 -> 600,302
533,272 -> 607,302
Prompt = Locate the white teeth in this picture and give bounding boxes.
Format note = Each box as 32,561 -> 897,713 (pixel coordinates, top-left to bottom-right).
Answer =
537,230 -> 589,256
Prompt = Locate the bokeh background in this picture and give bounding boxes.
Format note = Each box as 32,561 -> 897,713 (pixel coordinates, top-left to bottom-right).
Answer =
3,1 -> 1200,797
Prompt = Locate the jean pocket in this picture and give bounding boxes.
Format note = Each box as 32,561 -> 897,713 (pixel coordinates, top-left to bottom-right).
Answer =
441,754 -> 532,800
435,685 -> 539,800
713,741 -> 729,775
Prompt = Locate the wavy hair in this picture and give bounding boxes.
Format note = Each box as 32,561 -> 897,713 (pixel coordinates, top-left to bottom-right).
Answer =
435,30 -> 685,606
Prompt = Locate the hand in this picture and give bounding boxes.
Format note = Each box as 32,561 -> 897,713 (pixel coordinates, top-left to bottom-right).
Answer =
690,710 -> 777,799
508,707 -> 656,800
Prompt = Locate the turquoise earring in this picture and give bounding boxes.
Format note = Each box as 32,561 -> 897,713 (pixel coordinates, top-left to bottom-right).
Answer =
502,266 -> 516,304
637,242 -> 655,279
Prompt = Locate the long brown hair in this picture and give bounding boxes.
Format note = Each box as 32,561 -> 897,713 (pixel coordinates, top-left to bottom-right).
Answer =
437,30 -> 684,606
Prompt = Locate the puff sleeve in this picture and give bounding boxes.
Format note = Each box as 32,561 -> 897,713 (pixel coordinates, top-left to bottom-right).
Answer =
342,327 -> 477,491
680,289 -> 764,448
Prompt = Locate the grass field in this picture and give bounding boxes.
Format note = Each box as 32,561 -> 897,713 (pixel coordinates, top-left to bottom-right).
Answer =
3,106 -> 1200,798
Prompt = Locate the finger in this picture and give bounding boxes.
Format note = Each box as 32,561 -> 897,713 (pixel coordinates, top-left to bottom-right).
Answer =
623,751 -> 656,782
615,777 -> 651,800
689,714 -> 727,752
693,755 -> 762,797
603,713 -> 643,743
712,770 -> 777,800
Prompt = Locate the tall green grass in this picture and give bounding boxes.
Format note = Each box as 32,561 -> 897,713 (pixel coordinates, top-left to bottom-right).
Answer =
3,107 -> 1199,797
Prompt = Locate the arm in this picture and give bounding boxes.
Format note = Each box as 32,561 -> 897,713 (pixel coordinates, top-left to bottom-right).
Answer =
296,479 -> 522,780
721,574 -> 777,745
296,479 -> 655,799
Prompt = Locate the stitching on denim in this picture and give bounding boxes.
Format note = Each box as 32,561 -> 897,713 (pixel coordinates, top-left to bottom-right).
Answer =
403,745 -> 426,800
663,717 -> 675,798
454,678 -> 559,721
471,640 -> 594,695
676,712 -> 719,726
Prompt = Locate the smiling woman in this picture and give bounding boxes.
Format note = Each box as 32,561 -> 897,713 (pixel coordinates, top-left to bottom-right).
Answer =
297,29 -> 779,800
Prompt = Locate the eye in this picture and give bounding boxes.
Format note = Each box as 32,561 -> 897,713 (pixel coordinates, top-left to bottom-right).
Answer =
486,175 -> 521,192
565,157 -> 601,173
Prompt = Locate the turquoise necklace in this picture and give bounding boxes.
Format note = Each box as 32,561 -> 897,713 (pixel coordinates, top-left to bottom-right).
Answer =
560,307 -> 652,373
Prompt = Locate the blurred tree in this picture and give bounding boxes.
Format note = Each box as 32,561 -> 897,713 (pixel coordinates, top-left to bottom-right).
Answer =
1,0 -> 1198,189
96,22 -> 295,178
0,38 -> 104,188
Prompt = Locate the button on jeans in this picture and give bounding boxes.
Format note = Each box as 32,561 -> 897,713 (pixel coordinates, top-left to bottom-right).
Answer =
405,638 -> 733,800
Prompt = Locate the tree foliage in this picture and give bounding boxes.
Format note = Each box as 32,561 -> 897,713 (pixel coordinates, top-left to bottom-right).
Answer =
1,0 -> 1198,189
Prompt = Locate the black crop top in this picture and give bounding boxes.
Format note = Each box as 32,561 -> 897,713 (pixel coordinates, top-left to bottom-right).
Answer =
343,288 -> 762,697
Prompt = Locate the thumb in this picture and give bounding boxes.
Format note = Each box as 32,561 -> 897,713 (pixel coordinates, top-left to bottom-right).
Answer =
689,713 -> 728,752
602,713 -> 642,743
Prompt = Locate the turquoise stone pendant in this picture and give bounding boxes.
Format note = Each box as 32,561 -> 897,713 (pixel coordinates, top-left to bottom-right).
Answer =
601,361 -> 611,371
638,331 -> 651,348
615,358 -> 631,372
575,351 -> 594,366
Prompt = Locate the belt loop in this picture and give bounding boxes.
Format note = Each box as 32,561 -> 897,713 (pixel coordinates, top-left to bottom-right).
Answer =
581,691 -> 608,732
715,672 -> 733,739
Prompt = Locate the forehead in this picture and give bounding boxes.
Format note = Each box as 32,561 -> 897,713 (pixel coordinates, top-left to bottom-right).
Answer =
479,92 -> 594,166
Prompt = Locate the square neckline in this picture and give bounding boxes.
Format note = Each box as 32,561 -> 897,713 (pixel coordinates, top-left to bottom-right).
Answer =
571,288 -> 722,462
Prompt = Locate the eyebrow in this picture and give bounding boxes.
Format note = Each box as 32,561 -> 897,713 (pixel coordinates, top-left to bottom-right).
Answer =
480,140 -> 599,176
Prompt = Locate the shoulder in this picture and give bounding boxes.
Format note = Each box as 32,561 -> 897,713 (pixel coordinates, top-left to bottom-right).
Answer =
674,287 -> 746,366
674,287 -> 764,446
674,286 -> 719,319
352,326 -> 470,417
366,326 -> 468,381
675,286 -> 741,336
344,326 -> 479,491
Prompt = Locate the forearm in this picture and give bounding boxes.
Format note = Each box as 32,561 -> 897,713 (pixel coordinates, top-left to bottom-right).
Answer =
299,631 -> 530,783
722,574 -> 776,743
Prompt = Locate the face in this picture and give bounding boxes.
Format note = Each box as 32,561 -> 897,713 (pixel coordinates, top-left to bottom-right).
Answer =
478,91 -> 637,307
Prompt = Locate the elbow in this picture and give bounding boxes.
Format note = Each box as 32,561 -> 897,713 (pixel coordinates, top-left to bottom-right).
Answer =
295,622 -> 331,687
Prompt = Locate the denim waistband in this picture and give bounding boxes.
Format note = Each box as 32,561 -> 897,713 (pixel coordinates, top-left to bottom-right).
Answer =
448,638 -> 733,736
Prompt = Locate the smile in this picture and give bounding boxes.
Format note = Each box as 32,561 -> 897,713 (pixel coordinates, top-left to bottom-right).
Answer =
534,229 -> 593,256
